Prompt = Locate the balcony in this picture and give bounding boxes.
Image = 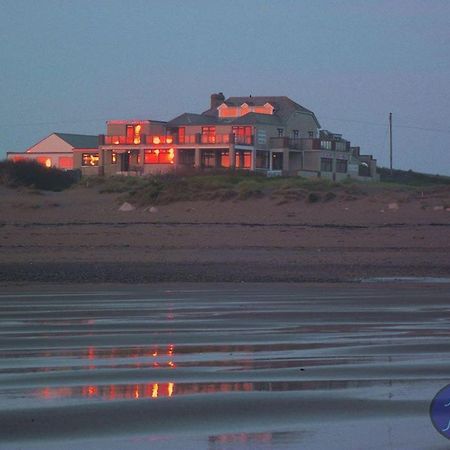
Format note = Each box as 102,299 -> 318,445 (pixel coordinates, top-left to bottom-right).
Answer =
270,137 -> 304,150
101,133 -> 255,147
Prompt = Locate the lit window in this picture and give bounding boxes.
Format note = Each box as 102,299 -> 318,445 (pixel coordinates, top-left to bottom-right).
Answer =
201,126 -> 216,144
232,126 -> 252,145
58,157 -> 73,169
82,153 -> 99,166
144,149 -> 175,164
36,157 -> 52,167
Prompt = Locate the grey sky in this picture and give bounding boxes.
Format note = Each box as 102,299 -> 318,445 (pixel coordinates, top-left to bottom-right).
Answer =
1,0 -> 449,174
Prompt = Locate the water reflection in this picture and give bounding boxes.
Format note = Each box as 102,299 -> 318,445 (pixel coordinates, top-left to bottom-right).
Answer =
35,379 -> 381,402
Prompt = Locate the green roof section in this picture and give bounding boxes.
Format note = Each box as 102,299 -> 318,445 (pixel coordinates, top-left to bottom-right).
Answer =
54,133 -> 98,149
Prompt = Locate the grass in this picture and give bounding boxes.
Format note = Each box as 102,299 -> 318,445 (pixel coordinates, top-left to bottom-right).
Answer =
80,167 -> 449,206
82,172 -> 359,205
377,167 -> 450,186
0,159 -> 79,191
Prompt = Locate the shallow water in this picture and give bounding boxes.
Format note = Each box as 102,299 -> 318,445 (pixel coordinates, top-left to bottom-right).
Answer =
0,283 -> 449,449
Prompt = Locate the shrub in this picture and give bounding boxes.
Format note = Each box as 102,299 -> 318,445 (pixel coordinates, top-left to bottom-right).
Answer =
307,192 -> 321,203
0,159 -> 77,191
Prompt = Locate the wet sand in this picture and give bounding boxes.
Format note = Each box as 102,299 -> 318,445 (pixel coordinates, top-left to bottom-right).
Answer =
1,283 -> 449,449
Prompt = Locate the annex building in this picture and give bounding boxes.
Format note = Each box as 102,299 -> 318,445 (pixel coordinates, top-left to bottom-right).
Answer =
7,94 -> 378,180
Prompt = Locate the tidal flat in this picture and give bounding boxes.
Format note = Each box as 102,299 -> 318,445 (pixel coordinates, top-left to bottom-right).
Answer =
0,283 -> 449,449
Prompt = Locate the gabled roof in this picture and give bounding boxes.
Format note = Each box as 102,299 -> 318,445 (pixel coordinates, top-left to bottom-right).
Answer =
202,95 -> 321,128
167,113 -> 218,127
54,133 -> 98,148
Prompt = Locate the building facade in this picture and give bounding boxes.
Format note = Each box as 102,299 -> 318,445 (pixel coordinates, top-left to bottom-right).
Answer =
7,133 -> 98,170
8,94 -> 378,180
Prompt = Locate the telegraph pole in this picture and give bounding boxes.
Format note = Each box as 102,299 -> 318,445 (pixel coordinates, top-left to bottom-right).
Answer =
389,112 -> 393,174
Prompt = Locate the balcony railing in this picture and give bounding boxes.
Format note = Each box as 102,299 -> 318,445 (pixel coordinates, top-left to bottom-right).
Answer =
101,133 -> 255,146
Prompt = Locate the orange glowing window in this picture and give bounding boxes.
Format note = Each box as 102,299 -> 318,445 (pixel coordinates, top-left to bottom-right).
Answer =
111,152 -> 117,164
178,127 -> 185,144
37,157 -> 52,168
201,126 -> 216,144
58,157 -> 73,169
144,149 -> 175,164
235,151 -> 252,169
221,151 -> 230,168
125,124 -> 141,144
82,153 -> 99,166
152,136 -> 161,144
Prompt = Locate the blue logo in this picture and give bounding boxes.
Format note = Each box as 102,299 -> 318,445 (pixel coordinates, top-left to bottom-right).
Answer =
430,384 -> 450,439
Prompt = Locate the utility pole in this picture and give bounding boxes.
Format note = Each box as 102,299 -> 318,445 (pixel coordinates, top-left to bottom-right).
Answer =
389,112 -> 393,175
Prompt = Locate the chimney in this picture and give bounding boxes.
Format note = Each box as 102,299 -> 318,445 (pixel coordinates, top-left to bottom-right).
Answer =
210,92 -> 225,109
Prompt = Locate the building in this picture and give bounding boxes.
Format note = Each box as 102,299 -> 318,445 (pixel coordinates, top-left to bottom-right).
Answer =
8,94 -> 378,180
7,133 -> 98,170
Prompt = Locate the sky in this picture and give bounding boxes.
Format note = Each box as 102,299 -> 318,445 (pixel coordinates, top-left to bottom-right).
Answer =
1,0 -> 449,175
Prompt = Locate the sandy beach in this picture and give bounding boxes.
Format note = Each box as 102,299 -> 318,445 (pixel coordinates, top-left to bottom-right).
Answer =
0,184 -> 449,283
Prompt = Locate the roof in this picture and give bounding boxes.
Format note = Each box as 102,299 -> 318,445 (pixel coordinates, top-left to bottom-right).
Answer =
167,113 -> 218,127
227,112 -> 283,126
54,133 -> 98,148
202,95 -> 320,127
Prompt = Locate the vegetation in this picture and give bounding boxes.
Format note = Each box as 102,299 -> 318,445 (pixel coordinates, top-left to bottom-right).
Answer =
377,167 -> 450,186
82,171 -> 356,205
0,159 -> 79,191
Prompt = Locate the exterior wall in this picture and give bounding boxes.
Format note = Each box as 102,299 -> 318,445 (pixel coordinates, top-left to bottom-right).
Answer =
303,150 -> 320,171
285,112 -> 319,138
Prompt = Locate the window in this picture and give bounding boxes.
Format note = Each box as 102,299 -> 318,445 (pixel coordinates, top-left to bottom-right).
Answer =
144,149 -> 174,164
221,151 -> 230,168
58,157 -> 73,169
321,140 -> 332,150
256,129 -> 267,145
308,131 -> 314,138
201,150 -> 216,168
235,151 -> 252,169
126,124 -> 141,144
256,150 -> 269,169
320,157 -> 333,172
292,130 -> 299,139
37,157 -> 52,168
178,149 -> 195,166
335,142 -> 346,151
336,159 -> 348,173
277,128 -> 284,137
201,126 -> 216,144
178,127 -> 185,144
82,153 -> 99,166
111,152 -> 117,164
232,126 -> 252,145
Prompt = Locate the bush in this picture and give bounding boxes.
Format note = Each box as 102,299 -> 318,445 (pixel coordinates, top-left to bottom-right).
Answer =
0,159 -> 77,191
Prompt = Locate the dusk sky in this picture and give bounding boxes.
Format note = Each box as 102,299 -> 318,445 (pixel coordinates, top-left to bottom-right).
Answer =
1,0 -> 449,175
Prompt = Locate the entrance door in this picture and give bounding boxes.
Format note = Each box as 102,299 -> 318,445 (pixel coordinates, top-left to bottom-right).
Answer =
120,153 -> 130,171
272,152 -> 283,170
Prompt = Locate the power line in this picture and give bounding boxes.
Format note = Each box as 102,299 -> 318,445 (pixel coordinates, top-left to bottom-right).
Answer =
320,116 -> 450,134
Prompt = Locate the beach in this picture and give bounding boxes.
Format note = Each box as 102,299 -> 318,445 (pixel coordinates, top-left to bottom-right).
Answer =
0,283 -> 449,449
0,184 -> 449,283
1,185 -> 450,449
